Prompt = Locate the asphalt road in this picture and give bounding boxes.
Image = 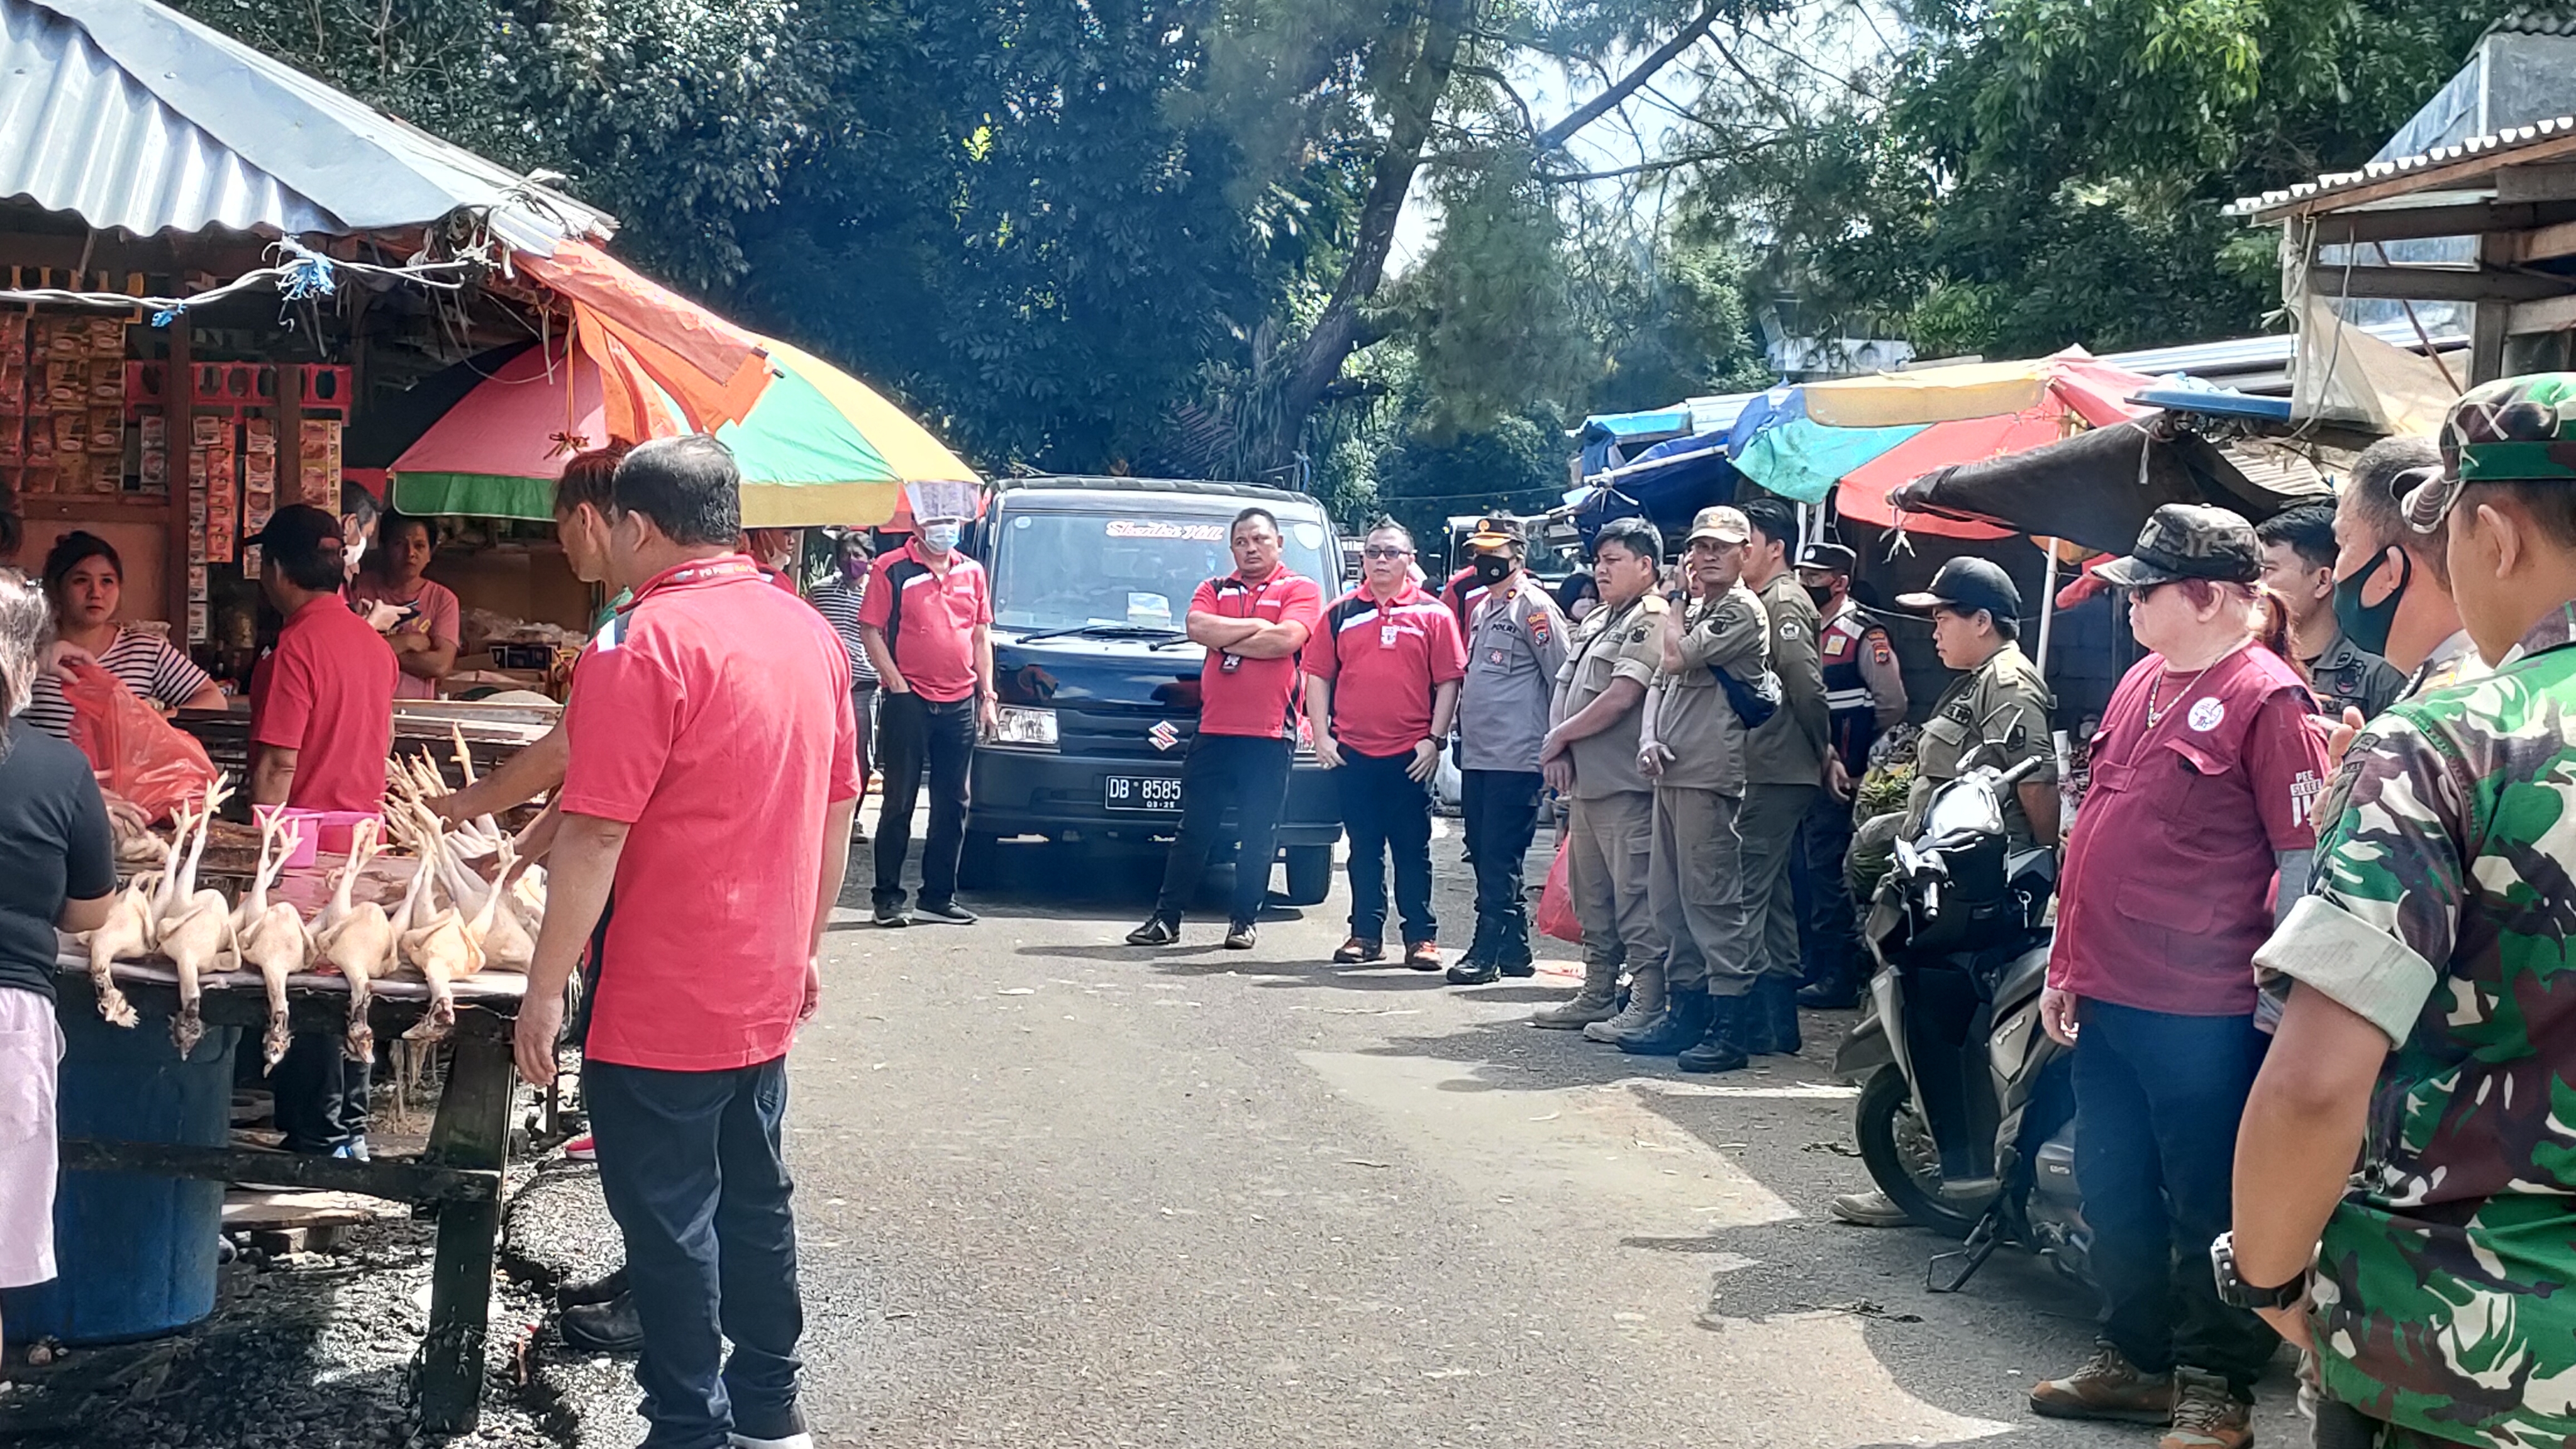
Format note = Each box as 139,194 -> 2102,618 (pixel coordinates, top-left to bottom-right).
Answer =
753,813 -> 2302,1449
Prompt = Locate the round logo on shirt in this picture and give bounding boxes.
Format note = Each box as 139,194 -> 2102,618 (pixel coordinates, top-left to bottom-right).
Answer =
2187,697 -> 2225,732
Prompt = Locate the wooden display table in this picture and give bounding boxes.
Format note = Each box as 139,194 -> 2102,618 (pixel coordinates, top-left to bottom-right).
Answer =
51,953 -> 528,1434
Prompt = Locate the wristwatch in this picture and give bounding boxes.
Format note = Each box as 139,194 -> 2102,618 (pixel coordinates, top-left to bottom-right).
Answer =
2209,1231 -> 2307,1310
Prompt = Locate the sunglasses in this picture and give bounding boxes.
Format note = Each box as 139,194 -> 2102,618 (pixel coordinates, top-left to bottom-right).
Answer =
1362,545 -> 1414,560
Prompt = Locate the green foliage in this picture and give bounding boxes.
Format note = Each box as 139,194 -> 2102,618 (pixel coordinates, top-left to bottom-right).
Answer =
175,0 -> 1765,487
1716,0 -> 2527,358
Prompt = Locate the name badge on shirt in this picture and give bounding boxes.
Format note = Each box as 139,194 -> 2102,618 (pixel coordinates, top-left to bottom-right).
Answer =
1380,624 -> 1397,649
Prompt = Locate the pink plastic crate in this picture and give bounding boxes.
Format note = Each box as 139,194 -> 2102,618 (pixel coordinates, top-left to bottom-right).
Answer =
251,806 -> 379,868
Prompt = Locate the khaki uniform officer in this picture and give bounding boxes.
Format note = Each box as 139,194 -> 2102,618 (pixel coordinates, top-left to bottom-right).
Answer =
1599,506 -> 1772,1072
1531,516 -> 1670,1030
1894,557 -> 2057,848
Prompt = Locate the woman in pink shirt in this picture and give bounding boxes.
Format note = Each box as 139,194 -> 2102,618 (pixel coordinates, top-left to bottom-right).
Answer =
347,512 -> 460,701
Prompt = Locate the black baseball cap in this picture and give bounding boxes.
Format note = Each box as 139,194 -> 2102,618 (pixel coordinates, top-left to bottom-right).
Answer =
248,504 -> 342,563
1896,557 -> 2021,621
1797,541 -> 1858,574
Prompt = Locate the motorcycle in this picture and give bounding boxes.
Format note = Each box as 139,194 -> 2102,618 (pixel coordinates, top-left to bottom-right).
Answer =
1833,751 -> 2091,1293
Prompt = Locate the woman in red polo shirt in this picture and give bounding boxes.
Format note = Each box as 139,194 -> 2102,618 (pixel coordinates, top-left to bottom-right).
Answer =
2029,504 -> 2329,1449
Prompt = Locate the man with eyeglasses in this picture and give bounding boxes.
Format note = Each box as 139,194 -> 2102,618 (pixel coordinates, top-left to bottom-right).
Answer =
1306,523 -> 1466,970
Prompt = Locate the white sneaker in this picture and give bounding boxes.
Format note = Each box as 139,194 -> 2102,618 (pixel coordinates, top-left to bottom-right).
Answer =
730,1436 -> 814,1449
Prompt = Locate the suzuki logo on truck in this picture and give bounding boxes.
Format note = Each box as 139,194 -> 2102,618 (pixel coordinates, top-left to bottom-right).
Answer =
1148,720 -> 1182,752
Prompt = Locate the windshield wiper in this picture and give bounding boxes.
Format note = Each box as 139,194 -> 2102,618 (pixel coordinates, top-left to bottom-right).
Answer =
1011,623 -> 1186,645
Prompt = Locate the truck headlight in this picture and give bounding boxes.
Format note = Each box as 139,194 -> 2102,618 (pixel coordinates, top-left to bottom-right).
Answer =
991,704 -> 1059,748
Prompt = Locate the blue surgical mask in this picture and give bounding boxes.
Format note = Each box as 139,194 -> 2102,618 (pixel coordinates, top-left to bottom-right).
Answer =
921,522 -> 960,553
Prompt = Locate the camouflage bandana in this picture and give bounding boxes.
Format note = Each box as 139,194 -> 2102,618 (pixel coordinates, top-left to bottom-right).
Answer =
2404,372 -> 2576,532
2092,502 -> 2262,587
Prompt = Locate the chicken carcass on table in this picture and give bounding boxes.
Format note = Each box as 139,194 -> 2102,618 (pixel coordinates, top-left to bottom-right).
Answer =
232,811 -> 313,1070
156,778 -> 240,1057
311,818 -> 399,1062
80,869 -> 160,1028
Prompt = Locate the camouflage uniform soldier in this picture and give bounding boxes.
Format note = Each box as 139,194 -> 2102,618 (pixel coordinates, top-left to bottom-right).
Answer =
2228,374 -> 2576,1449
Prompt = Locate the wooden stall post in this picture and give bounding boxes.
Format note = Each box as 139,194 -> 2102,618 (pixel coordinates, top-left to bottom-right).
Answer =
415,1018 -> 517,1433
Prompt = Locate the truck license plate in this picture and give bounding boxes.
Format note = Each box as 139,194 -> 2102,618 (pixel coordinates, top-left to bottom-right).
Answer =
1104,775 -> 1182,812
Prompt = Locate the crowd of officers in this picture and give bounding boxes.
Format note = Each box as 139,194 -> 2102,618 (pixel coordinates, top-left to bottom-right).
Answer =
1117,496 -> 1940,1078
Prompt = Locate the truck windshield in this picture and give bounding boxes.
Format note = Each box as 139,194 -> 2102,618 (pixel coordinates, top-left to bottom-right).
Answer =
989,511 -> 1338,635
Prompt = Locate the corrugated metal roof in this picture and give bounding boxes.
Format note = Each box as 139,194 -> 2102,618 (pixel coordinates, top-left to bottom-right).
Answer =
2489,8 -> 2576,36
0,0 -> 609,246
2228,114 -> 2576,218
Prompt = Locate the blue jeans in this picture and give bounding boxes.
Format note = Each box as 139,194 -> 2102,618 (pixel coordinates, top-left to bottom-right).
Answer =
2072,999 -> 2277,1391
586,1056 -> 806,1449
1335,748 -> 1436,945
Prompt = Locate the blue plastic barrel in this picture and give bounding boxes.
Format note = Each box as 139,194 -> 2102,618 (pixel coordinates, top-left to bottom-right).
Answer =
0,1007 -> 238,1344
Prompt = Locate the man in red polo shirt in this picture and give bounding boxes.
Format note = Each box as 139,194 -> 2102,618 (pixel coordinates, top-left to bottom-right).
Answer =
1126,506 -> 1325,949
246,505 -> 401,1165
2029,504 -> 2328,1449
515,436 -> 858,1449
858,485 -> 994,928
1306,523 -> 1465,969
247,506 -> 397,813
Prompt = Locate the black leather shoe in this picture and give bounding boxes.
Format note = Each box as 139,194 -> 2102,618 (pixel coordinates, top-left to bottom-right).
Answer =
1761,977 -> 1802,1055
1797,978 -> 1862,1010
559,1265 -> 628,1307
1679,993 -> 1751,1073
1618,987 -> 1713,1055
1445,956 -> 1501,985
1494,940 -> 1537,978
560,1291 -> 643,1352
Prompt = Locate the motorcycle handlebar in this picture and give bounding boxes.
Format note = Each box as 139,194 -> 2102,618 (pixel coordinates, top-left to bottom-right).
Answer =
1996,753 -> 2049,790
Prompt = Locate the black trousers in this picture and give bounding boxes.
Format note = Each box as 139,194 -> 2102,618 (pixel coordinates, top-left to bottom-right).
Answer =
1790,788 -> 1863,987
1460,768 -> 1544,961
874,691 -> 976,910
1335,748 -> 1435,944
587,1056 -> 804,1449
1152,732 -> 1292,928
272,1031 -> 368,1153
2074,999 -> 2277,1391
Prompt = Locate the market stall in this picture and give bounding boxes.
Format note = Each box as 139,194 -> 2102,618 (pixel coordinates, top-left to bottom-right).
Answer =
0,0 -> 965,1431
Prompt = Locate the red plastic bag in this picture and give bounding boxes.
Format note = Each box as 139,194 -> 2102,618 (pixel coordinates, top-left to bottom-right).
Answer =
60,658 -> 219,824
1536,836 -> 1582,943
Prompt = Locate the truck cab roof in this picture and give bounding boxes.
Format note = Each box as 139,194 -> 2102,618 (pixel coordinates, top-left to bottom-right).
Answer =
992,476 -> 1330,515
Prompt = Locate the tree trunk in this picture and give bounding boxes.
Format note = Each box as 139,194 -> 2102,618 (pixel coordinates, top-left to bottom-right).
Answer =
1257,0 -> 1473,469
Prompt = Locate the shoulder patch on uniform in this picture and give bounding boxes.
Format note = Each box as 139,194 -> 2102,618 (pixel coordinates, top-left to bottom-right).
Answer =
1869,640 -> 1893,665
1779,619 -> 1801,640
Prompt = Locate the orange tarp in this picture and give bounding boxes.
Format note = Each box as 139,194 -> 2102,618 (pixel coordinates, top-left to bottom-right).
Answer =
514,238 -> 771,431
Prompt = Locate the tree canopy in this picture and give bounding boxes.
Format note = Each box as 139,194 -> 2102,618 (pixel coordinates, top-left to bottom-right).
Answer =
171,0 -> 2528,532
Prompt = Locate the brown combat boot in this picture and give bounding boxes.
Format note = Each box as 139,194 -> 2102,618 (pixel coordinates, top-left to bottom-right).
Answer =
2161,1370 -> 2253,1449
2029,1346 -> 2175,1424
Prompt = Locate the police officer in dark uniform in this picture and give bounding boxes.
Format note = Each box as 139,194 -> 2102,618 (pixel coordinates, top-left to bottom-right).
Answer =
2254,502 -> 2403,720
1792,541 -> 1906,1008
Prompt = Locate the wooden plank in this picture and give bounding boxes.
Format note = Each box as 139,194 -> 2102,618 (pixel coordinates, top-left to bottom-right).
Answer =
2497,162 -> 2576,204
2331,264 -> 2576,303
58,1136 -> 499,1203
2475,234 -> 2518,385
2522,219 -> 2576,262
221,1188 -> 389,1231
2509,294 -> 2576,334
416,1030 -> 517,1433
2312,199 -> 2576,246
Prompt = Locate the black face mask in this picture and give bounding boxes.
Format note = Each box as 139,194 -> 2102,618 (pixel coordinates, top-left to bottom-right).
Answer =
2333,547 -> 2409,657
1804,583 -> 1837,611
1470,554 -> 1514,587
